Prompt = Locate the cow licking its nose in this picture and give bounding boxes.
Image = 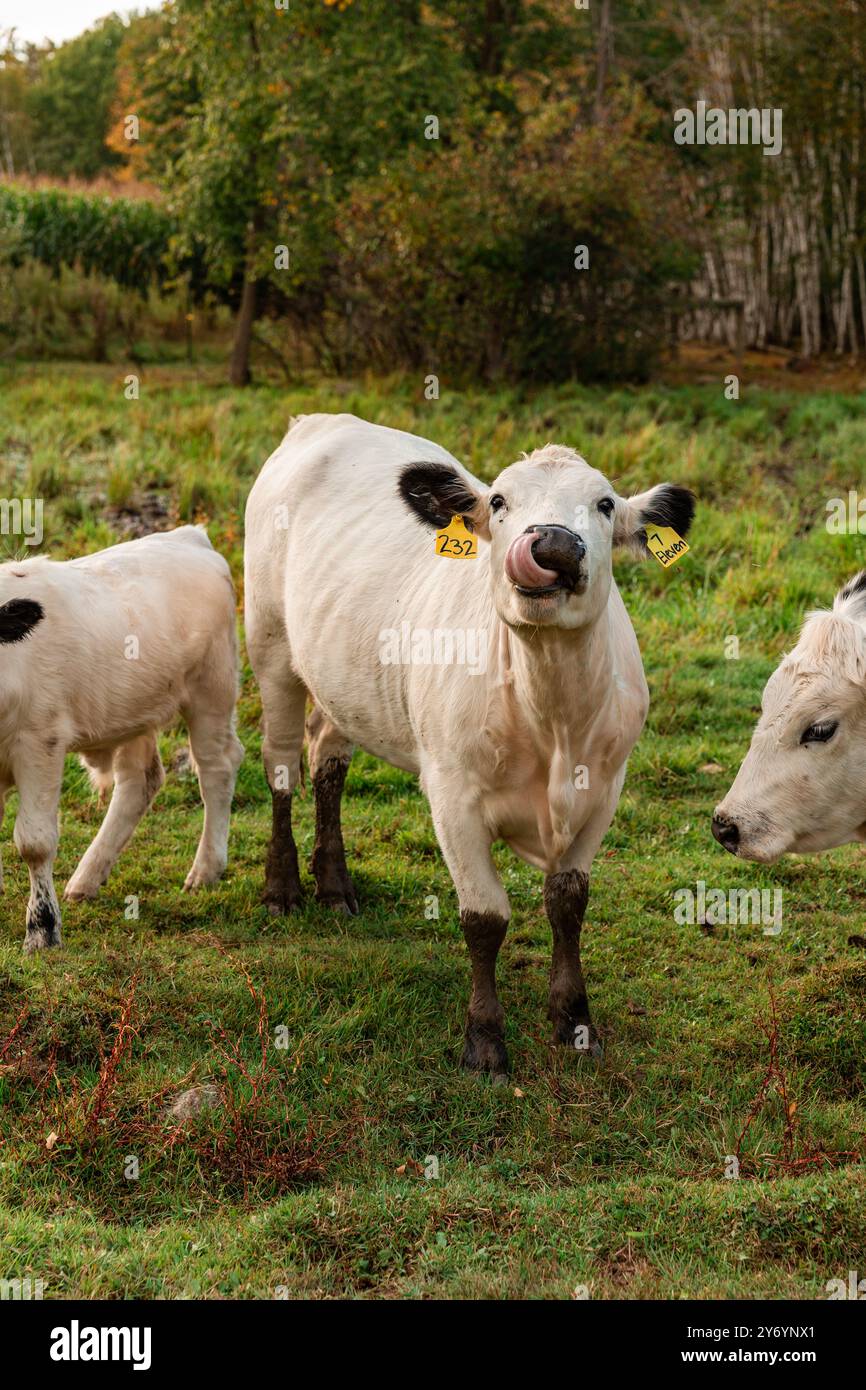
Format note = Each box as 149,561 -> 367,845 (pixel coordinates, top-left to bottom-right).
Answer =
505,525 -> 586,593
712,812 -> 740,853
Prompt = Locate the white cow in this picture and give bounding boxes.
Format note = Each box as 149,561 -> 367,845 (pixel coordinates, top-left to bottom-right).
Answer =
245,414 -> 695,1076
0,526 -> 244,953
714,570 -> 866,861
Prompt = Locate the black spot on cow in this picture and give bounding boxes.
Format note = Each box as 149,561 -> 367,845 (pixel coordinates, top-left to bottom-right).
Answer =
25,889 -> 61,951
0,598 -> 44,645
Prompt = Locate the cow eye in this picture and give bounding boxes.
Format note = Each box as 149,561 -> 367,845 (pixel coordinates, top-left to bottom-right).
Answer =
489,494 -> 506,513
800,720 -> 838,744
597,497 -> 615,518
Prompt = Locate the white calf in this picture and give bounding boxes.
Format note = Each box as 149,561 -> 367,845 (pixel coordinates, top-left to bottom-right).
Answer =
245,414 -> 695,1076
0,526 -> 243,953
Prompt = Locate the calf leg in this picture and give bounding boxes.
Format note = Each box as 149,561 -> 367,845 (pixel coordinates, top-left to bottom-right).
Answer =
13,745 -> 64,953
307,705 -> 356,913
259,669 -> 307,914
0,780 -> 9,893
427,770 -> 510,1078
182,708 -> 244,890
544,869 -> 601,1058
65,734 -> 164,901
544,780 -> 624,1059
79,749 -> 114,806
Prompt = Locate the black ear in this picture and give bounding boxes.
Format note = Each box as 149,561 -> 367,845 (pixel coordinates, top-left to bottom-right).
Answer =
0,598 -> 44,644
835,569 -> 866,620
398,461 -> 485,530
615,482 -> 696,555
639,484 -> 696,537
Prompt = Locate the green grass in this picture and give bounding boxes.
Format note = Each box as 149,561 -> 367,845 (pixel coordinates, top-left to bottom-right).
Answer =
1,361 -> 865,1299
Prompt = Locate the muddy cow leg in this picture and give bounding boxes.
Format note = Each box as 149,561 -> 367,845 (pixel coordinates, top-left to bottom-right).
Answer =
307,706 -> 357,913
260,674 -> 306,914
311,757 -> 358,913
427,771 -> 510,1078
544,869 -> 602,1059
264,793 -> 302,914
459,908 -> 509,1078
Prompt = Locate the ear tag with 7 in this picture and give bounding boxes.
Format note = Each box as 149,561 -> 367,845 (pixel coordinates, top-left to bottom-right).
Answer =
646,526 -> 689,568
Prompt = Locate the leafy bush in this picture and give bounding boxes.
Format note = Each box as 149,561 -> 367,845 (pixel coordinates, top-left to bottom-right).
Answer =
0,183 -> 227,362
330,106 -> 697,383
0,257 -> 221,364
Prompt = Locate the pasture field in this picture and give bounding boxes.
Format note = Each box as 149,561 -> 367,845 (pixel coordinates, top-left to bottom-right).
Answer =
1,361 -> 865,1299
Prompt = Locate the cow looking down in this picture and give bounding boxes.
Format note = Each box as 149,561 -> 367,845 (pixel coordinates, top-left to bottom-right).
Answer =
245,414 -> 695,1077
0,526 -> 244,953
713,570 -> 866,862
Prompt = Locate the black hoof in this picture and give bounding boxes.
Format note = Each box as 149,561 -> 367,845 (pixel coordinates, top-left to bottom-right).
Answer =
262,883 -> 302,916
317,893 -> 359,915
315,879 -> 358,915
24,898 -> 61,954
23,926 -> 62,955
461,1019 -> 509,1079
551,1015 -> 603,1061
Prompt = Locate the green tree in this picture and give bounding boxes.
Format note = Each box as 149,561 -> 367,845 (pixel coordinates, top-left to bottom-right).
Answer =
164,0 -> 463,384
26,15 -> 126,178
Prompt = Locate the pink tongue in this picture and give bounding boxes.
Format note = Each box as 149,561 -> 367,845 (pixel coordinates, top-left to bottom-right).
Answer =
504,533 -> 559,589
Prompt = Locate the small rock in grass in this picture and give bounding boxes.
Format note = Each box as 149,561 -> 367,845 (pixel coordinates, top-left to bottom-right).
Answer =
168,1083 -> 222,1122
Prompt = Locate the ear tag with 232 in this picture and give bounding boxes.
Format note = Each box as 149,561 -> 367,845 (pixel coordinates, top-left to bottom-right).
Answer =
436,514 -> 477,559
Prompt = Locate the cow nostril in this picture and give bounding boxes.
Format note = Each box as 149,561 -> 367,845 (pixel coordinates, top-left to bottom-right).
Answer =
712,814 -> 740,850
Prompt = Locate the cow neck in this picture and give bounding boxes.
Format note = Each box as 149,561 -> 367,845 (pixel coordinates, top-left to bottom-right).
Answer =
494,607 -> 614,739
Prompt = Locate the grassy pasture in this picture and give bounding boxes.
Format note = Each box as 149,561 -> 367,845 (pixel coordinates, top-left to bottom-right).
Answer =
1,361 -> 865,1298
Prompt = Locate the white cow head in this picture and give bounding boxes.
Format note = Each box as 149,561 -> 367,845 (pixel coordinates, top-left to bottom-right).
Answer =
713,571 -> 866,861
399,446 -> 695,631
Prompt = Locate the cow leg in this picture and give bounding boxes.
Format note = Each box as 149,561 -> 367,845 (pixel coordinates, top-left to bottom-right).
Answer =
545,778 -> 624,1059
78,748 -> 114,806
307,705 -> 357,913
65,735 -> 164,901
544,869 -> 602,1058
427,772 -> 510,1079
182,707 -> 244,890
0,779 -> 9,892
13,742 -> 64,953
259,670 -> 306,914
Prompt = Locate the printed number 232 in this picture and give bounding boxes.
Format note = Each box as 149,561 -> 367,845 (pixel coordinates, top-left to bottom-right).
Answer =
436,533 -> 476,557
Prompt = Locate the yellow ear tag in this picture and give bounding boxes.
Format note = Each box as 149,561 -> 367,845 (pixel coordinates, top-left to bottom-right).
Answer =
646,525 -> 689,568
435,514 -> 477,559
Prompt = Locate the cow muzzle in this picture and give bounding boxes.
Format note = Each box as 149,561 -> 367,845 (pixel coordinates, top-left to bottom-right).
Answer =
504,526 -> 587,596
711,811 -> 740,854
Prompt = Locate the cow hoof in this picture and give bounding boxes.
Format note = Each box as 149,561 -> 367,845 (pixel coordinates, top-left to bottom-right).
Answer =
64,882 -> 99,902
263,886 -> 302,916
23,929 -> 61,955
183,867 -> 224,893
461,1022 -> 509,1079
316,888 -> 358,916
551,1019 -> 604,1062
